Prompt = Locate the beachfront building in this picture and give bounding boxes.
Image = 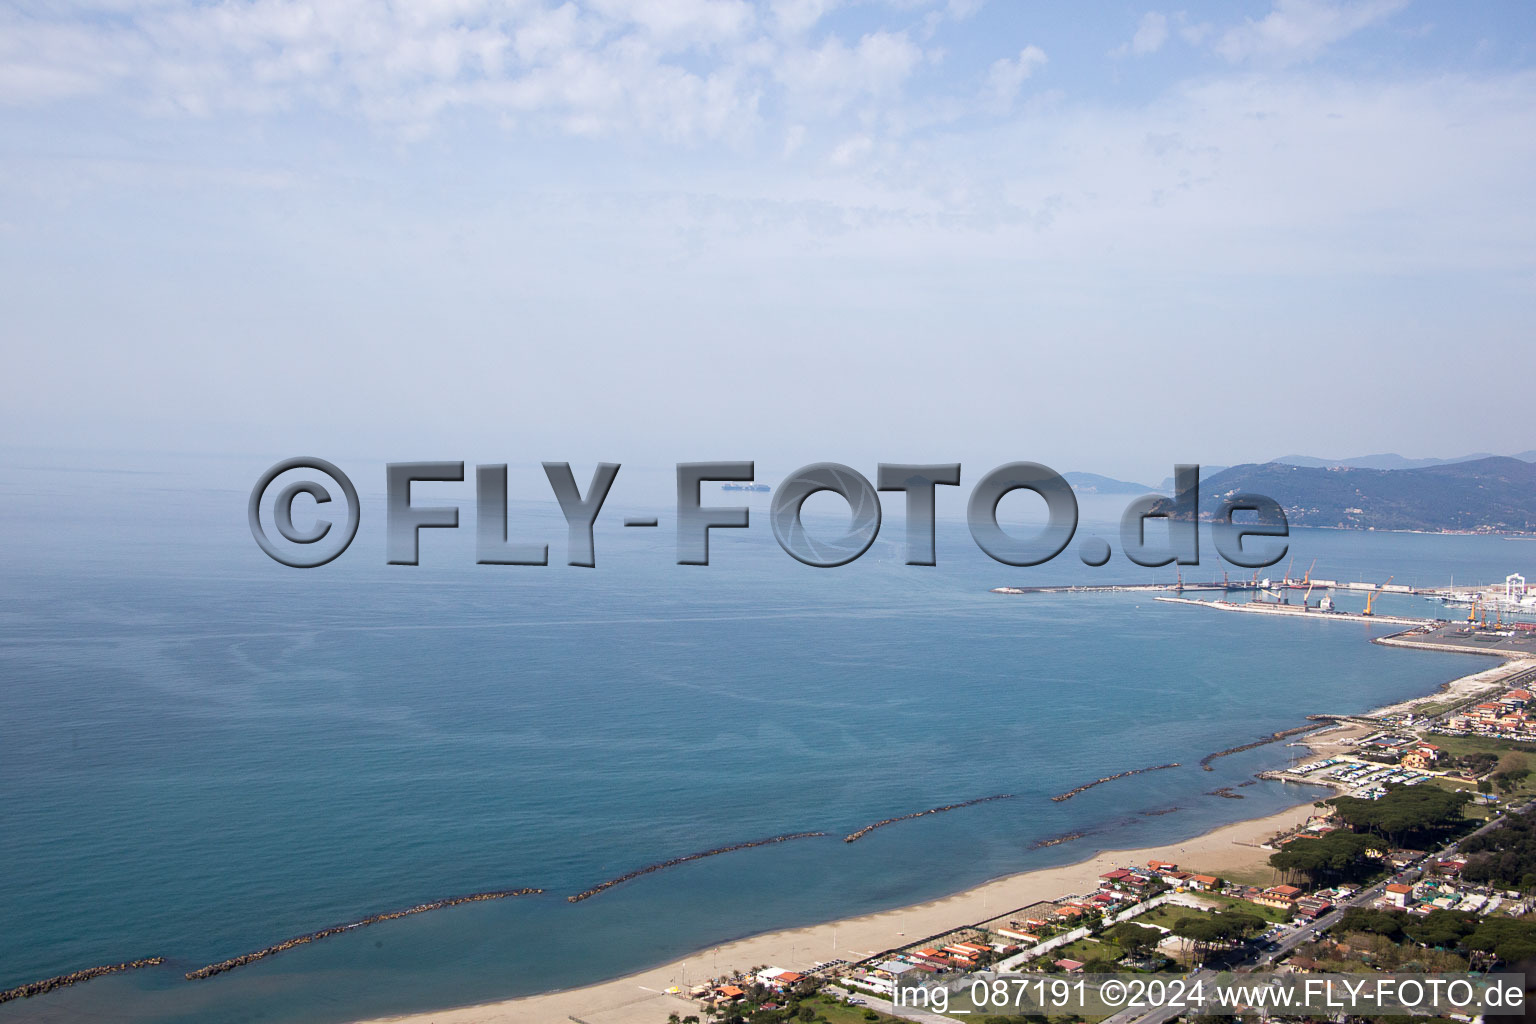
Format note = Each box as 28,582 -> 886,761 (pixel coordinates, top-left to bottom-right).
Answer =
995,927 -> 1040,944
1294,896 -> 1334,920
754,968 -> 804,989
1251,884 -> 1304,910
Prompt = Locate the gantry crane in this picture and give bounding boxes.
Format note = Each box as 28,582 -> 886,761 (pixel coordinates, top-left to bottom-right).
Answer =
1363,575 -> 1395,616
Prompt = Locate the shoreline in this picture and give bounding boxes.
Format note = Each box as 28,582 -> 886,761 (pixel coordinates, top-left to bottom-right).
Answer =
358,643 -> 1533,1024
360,805 -> 1320,1024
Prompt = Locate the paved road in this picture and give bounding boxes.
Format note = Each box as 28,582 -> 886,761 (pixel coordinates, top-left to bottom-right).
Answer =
851,990 -> 955,1023
867,802 -> 1530,1024
1096,800 -> 1531,1024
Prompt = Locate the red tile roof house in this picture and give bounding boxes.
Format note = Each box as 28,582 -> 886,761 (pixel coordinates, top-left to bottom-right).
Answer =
1187,874 -> 1219,891
1250,885 -> 1302,910
1054,959 -> 1085,973
1384,883 -> 1414,909
1148,860 -> 1178,872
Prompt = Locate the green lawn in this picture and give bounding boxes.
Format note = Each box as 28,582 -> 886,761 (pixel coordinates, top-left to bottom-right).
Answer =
1216,863 -> 1286,888
801,993 -> 907,1023
1134,903 -> 1211,930
1052,937 -> 1122,963
1422,734 -> 1536,758
1199,891 -> 1294,923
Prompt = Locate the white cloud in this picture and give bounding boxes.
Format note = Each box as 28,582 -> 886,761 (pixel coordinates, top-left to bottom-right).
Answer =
984,44 -> 1046,110
774,30 -> 924,113
0,1 -> 951,145
1112,12 -> 1169,57
1214,0 -> 1408,65
769,0 -> 840,36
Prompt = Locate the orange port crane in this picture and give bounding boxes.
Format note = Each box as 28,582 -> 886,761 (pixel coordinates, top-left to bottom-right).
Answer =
1363,575 -> 1395,617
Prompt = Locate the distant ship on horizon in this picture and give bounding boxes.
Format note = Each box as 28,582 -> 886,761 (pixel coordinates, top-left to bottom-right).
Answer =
721,482 -> 770,492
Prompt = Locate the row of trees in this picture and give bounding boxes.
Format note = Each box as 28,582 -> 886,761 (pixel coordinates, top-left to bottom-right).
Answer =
1461,804 -> 1536,891
1335,906 -> 1536,964
1269,829 -> 1387,885
1329,785 -> 1472,846
1270,784 -> 1478,885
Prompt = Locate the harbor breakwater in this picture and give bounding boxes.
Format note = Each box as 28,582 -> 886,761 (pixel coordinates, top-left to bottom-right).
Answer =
568,832 -> 828,903
1049,763 -> 1180,802
842,794 -> 1015,843
185,889 -> 542,980
0,958 -> 165,1005
1198,724 -> 1330,770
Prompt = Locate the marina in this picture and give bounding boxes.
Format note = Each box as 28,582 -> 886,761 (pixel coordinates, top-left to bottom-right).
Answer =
994,566 -> 1536,630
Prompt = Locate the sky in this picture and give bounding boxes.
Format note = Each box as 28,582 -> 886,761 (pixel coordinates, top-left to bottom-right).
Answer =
2,0 -> 1534,486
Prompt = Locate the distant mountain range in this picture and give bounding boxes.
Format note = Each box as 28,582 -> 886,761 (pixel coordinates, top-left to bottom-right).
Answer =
1062,469 -> 1230,495
1062,471 -> 1156,495
1151,455 -> 1536,534
1271,450 -> 1536,471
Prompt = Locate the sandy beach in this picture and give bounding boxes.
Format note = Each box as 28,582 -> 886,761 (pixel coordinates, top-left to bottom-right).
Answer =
360,655 -> 1533,1024
360,804 -> 1315,1024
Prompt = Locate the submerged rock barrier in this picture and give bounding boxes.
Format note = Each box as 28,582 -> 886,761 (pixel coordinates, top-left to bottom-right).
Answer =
1050,763 -> 1180,802
1028,830 -> 1085,849
0,958 -> 165,1005
1198,724 -> 1329,770
842,793 -> 1015,843
568,832 -> 827,902
185,888 -> 542,980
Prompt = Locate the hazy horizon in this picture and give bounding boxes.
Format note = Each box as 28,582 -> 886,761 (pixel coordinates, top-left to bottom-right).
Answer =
5,0 -> 1535,484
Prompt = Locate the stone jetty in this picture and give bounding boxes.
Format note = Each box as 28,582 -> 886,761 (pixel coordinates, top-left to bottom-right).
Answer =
567,832 -> 827,903
1198,724 -> 1328,770
842,793 -> 1015,843
185,888 -> 542,980
1,958 -> 164,1005
1028,830 -> 1085,849
1049,763 -> 1180,802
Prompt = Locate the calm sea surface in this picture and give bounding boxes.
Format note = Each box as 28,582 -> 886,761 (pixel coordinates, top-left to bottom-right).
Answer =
1,453 -> 1530,1022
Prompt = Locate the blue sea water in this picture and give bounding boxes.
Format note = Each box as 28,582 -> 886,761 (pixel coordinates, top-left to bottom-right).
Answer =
1,452 -> 1530,1023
